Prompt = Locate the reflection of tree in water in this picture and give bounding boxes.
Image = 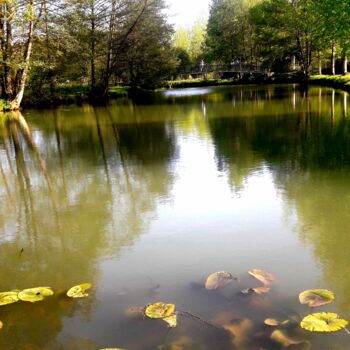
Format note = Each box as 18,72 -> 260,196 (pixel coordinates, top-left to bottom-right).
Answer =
209,87 -> 350,314
0,108 -> 177,349
209,88 -> 350,189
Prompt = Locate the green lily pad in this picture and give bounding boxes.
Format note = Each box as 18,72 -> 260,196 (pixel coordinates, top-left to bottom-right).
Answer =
300,312 -> 348,332
299,289 -> 335,307
67,284 -> 92,298
0,291 -> 20,306
18,287 -> 54,303
205,271 -> 233,290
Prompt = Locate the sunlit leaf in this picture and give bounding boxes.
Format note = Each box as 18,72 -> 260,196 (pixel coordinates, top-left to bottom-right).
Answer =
248,269 -> 275,286
163,314 -> 177,328
299,289 -> 335,307
145,303 -> 175,319
0,321 -> 3,329
0,291 -> 20,306
18,287 -> 53,303
67,284 -> 92,298
300,313 -> 348,332
205,271 -> 233,290
271,330 -> 308,347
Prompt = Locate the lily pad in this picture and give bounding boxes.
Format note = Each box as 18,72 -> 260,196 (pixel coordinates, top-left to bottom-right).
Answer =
0,291 -> 20,306
299,289 -> 335,308
300,312 -> 348,332
18,287 -> 54,303
248,269 -> 275,286
67,284 -> 92,298
264,318 -> 290,327
271,329 -> 307,347
241,287 -> 270,295
205,271 -> 233,290
145,302 -> 175,319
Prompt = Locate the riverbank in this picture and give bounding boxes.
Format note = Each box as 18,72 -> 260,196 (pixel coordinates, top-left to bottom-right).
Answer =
167,72 -> 302,89
18,85 -> 130,109
309,75 -> 350,92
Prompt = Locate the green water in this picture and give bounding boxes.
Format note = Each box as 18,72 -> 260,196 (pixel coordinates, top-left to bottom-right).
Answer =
0,85 -> 350,349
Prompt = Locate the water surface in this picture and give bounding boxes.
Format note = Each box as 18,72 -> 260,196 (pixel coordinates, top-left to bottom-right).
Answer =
0,85 -> 350,349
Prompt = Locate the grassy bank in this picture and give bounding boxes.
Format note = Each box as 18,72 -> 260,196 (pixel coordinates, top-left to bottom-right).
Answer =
309,75 -> 350,92
20,84 -> 130,109
168,72 -> 302,89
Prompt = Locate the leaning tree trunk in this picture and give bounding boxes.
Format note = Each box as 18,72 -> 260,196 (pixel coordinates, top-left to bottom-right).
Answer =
10,2 -> 34,110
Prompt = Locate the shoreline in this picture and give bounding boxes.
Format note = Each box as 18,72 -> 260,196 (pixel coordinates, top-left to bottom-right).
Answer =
308,75 -> 350,92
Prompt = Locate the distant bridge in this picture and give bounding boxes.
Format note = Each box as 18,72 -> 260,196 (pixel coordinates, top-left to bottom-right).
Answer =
175,63 -> 270,79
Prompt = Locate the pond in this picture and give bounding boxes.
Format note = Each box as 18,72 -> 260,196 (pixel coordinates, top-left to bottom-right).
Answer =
0,84 -> 350,349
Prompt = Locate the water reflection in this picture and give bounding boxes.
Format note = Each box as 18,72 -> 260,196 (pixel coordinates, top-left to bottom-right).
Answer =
0,108 -> 178,349
1,86 -> 350,349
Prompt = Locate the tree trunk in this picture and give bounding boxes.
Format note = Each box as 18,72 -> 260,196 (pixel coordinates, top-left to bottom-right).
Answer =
343,50 -> 348,74
331,44 -> 336,75
318,52 -> 322,75
90,2 -> 96,90
10,1 -> 34,110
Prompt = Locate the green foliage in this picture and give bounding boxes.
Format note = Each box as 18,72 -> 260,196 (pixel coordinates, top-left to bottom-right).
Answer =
173,20 -> 207,64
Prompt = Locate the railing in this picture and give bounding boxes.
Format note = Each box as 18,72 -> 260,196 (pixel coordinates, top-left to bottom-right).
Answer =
176,63 -> 269,75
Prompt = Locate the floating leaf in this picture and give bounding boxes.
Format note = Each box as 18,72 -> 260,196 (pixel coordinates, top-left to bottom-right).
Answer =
265,319 -> 280,326
18,287 -> 53,303
205,271 -> 233,290
252,286 -> 270,295
271,330 -> 307,347
0,291 -> 19,306
300,312 -> 348,332
264,318 -> 290,327
299,289 -> 335,308
163,314 -> 177,328
145,303 -> 175,319
248,269 -> 275,286
67,284 -> 92,298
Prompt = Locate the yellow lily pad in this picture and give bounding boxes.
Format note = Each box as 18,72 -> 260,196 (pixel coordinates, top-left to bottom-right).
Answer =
205,271 -> 233,290
67,284 -> 92,298
18,287 -> 54,303
0,291 -> 20,306
145,302 -> 175,319
299,289 -> 335,308
300,312 -> 348,332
